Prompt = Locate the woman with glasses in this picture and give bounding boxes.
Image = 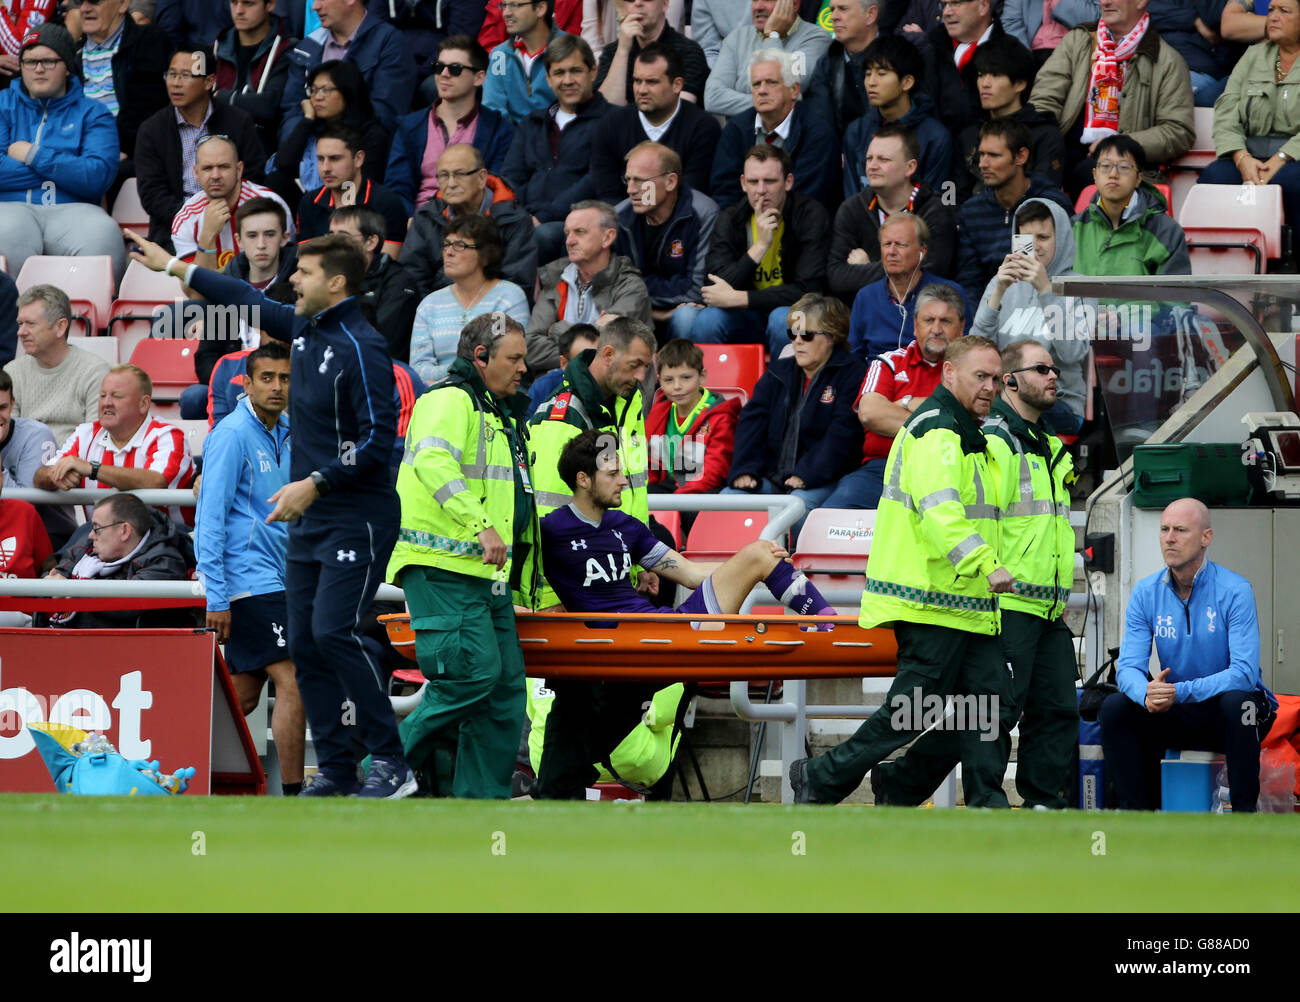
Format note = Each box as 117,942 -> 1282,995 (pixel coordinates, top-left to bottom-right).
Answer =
408,215 -> 530,383
264,59 -> 391,209
723,293 -> 869,542
1204,0 -> 1300,227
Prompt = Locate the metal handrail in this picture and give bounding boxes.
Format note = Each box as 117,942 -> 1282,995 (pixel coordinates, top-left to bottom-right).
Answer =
2,487 -> 198,506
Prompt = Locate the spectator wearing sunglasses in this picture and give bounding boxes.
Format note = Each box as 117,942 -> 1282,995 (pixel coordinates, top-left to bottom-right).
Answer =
971,197 -> 1091,434
724,293 -> 868,539
135,48 -> 266,250
386,35 -> 515,214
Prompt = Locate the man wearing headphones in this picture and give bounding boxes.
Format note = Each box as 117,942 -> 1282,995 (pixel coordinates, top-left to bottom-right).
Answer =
388,314 -> 543,799
871,338 -> 1080,808
845,213 -> 969,363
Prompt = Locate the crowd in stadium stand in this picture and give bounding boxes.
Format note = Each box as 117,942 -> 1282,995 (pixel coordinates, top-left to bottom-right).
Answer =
0,0 -> 1292,800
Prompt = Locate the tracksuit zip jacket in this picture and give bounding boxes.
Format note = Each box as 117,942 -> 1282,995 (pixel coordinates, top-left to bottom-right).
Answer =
1117,559 -> 1278,710
194,396 -> 292,611
188,269 -> 397,522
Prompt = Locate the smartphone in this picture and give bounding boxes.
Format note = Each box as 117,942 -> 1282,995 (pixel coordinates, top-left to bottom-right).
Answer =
1012,234 -> 1035,257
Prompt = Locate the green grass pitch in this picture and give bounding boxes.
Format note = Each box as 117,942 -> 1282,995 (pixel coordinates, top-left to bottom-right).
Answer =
4,795 -> 1296,911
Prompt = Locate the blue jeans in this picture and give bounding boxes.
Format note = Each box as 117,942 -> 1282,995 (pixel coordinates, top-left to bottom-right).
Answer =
533,220 -> 566,267
821,458 -> 887,510
722,476 -> 835,544
1189,70 -> 1227,108
179,382 -> 209,420
669,305 -> 786,346
1198,157 -> 1300,232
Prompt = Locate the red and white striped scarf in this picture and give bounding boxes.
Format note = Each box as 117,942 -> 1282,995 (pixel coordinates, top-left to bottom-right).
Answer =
1082,12 -> 1150,143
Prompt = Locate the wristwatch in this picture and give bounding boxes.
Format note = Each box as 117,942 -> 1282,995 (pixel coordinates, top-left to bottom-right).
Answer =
901,395 -> 913,411
1280,151 -> 1292,163
310,470 -> 331,496
89,460 -> 101,480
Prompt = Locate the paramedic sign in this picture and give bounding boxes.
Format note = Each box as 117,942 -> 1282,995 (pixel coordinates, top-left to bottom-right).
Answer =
0,630 -> 219,794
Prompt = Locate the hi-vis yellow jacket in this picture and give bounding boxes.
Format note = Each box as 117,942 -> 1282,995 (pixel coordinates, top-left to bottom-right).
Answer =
860,384 -> 1006,634
388,358 -> 542,608
982,397 -> 1076,621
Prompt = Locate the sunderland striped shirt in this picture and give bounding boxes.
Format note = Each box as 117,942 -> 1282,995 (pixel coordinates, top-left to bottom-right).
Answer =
171,181 -> 295,268
51,417 -> 194,521
855,340 -> 943,461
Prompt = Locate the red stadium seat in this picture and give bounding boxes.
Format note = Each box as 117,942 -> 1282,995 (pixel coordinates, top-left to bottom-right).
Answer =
110,177 -> 150,233
698,345 -> 765,397
709,385 -> 749,406
15,255 -> 115,334
174,419 -> 211,458
1167,107 -> 1218,217
651,510 -> 682,549
682,509 -> 768,561
791,508 -> 875,574
129,336 -> 201,400
1074,183 -> 1174,217
1178,183 -> 1282,275
109,260 -> 187,362
67,334 -> 118,366
791,508 -> 873,612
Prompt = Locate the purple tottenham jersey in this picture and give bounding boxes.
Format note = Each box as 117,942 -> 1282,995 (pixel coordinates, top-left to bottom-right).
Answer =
540,506 -> 670,613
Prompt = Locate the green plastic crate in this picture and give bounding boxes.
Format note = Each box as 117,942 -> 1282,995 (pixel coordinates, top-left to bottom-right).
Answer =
1132,443 -> 1252,509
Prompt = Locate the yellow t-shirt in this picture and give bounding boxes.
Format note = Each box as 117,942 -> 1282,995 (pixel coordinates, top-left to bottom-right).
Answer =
750,216 -> 784,290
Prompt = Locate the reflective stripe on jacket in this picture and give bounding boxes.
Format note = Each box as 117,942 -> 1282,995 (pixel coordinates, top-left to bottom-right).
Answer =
388,357 -> 541,607
983,397 -> 1075,620
859,383 -> 1005,634
529,349 -> 649,608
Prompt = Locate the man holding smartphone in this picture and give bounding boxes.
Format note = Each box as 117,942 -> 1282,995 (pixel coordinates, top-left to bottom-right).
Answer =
968,197 -> 1091,435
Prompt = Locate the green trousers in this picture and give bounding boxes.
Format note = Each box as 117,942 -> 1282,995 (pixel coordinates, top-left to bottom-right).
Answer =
398,566 -> 525,799
875,611 -> 1080,808
804,621 -> 1016,807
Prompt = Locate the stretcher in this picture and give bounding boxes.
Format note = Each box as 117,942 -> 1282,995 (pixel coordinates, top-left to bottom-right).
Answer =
380,612 -> 898,683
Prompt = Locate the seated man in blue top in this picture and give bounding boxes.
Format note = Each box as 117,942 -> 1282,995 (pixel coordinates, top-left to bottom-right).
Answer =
535,427 -> 835,799
194,341 -> 304,796
1100,498 -> 1278,813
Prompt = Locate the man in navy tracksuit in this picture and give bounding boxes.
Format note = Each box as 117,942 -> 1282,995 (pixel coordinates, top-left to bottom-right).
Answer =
125,225 -> 416,799
1100,497 -> 1278,812
195,341 -> 304,795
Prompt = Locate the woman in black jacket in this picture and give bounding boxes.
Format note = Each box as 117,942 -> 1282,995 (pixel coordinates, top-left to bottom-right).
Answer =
264,59 -> 392,212
724,294 -> 869,541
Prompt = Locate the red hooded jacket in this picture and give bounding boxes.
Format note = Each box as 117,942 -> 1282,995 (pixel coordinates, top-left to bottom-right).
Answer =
646,387 -> 741,495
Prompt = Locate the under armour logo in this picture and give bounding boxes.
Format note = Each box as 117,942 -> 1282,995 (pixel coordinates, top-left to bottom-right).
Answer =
272,622 -> 286,647
570,539 -> 587,550
293,336 -> 306,351
337,549 -> 356,562
318,346 -> 334,374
